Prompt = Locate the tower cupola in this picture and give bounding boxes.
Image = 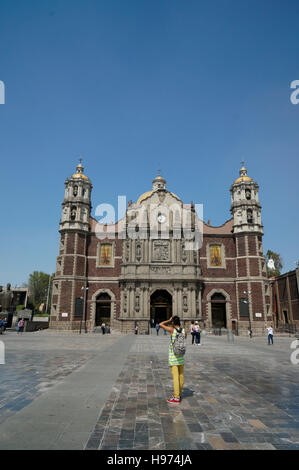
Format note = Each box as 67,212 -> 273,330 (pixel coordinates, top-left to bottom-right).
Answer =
230,163 -> 263,234
60,159 -> 92,232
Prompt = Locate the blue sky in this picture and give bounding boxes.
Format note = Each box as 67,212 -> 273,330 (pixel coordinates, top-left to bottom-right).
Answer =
0,0 -> 298,286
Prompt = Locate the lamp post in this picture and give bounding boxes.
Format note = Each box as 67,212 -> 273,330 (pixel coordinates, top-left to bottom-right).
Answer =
243,290 -> 252,334
81,285 -> 89,334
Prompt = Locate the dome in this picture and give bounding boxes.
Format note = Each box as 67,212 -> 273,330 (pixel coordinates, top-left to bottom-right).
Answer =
137,190 -> 153,204
234,164 -> 252,183
71,161 -> 89,180
137,190 -> 180,204
72,172 -> 89,180
234,175 -> 252,183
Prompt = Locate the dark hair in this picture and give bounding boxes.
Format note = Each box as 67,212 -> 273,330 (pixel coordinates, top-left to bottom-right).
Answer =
172,316 -> 181,326
191,320 -> 194,324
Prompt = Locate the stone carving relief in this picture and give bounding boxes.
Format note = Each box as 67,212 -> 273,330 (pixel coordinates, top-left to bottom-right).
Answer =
152,240 -> 170,261
150,266 -> 172,274
136,242 -> 142,262
158,192 -> 166,203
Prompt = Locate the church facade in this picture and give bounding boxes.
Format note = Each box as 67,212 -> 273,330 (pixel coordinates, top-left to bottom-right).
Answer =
49,163 -> 271,335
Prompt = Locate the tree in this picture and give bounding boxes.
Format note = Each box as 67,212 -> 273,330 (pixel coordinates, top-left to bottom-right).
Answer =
28,271 -> 53,313
265,250 -> 283,278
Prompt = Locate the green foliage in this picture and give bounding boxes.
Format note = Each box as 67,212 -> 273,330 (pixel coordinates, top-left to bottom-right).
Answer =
28,271 -> 52,312
16,304 -> 25,311
265,250 -> 283,277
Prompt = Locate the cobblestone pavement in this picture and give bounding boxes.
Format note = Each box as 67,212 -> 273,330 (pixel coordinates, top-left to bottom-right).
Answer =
0,331 -> 117,426
0,330 -> 298,450
85,333 -> 299,450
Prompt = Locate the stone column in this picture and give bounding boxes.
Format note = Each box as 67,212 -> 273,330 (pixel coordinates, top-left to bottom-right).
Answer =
197,288 -> 202,318
286,277 -> 294,323
191,287 -> 196,317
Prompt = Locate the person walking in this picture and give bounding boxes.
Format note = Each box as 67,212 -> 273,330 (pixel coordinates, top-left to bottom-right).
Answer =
190,320 -> 196,345
155,323 -> 160,336
17,318 -> 25,335
267,324 -> 274,345
194,321 -> 201,345
101,322 -> 106,335
0,317 -> 6,334
248,326 -> 253,338
159,316 -> 187,404
135,324 -> 139,335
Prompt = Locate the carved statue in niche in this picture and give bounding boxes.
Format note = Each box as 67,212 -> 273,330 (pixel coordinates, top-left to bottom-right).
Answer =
135,295 -> 140,311
247,209 -> 253,224
70,206 -> 77,221
124,294 -> 127,312
183,295 -> 188,311
181,242 -> 187,262
125,242 -> 130,262
245,189 -> 251,200
136,242 -> 142,261
73,185 -> 78,197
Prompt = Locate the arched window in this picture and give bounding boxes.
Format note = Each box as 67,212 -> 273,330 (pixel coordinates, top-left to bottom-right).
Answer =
211,293 -> 226,301
247,209 -> 253,224
70,206 -> 77,221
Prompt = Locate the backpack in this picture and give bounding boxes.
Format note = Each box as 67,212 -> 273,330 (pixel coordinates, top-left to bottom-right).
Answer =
172,328 -> 186,356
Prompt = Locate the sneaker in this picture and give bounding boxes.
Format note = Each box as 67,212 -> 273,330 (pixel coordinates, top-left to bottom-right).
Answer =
167,397 -> 180,404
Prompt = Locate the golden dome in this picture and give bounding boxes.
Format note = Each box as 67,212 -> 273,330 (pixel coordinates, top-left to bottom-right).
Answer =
137,190 -> 180,204
71,161 -> 89,180
234,175 -> 252,183
234,164 -> 252,183
72,172 -> 88,180
137,190 -> 153,204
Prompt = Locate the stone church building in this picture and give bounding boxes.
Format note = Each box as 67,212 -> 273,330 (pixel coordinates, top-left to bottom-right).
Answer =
50,162 -> 271,335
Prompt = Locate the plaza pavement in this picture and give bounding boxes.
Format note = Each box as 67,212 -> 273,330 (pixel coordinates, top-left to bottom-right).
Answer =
0,329 -> 298,450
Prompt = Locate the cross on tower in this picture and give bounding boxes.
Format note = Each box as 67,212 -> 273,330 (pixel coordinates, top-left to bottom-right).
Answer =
241,160 -> 245,167
79,156 -> 83,164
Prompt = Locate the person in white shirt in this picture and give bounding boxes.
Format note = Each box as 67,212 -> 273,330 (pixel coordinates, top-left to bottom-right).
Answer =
267,325 -> 274,345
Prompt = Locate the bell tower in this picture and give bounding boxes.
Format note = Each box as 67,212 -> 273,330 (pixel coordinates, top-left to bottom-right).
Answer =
60,159 -> 92,232
230,163 -> 269,335
50,160 -> 92,330
230,163 -> 263,234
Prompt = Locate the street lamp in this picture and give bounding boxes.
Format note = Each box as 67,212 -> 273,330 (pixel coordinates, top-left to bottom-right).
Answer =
81,286 -> 89,334
242,290 -> 252,333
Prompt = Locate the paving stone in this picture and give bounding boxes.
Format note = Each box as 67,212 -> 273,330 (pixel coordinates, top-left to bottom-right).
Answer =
1,332 -> 299,450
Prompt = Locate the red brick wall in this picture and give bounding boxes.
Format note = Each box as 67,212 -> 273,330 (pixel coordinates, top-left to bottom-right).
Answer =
63,256 -> 74,275
237,258 -> 247,277
250,282 -> 264,316
66,233 -> 75,254
248,235 -> 257,255
59,281 -> 73,316
200,236 -> 236,278
237,237 -> 246,256
77,233 -> 86,255
249,258 -> 260,277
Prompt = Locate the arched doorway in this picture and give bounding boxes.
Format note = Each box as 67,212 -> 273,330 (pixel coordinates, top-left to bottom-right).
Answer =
150,290 -> 172,324
211,293 -> 227,328
95,292 -> 111,326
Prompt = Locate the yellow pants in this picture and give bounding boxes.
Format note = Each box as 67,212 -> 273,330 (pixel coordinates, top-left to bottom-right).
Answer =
171,365 -> 184,399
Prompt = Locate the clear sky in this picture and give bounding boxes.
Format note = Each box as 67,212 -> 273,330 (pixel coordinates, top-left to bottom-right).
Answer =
0,0 -> 298,286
